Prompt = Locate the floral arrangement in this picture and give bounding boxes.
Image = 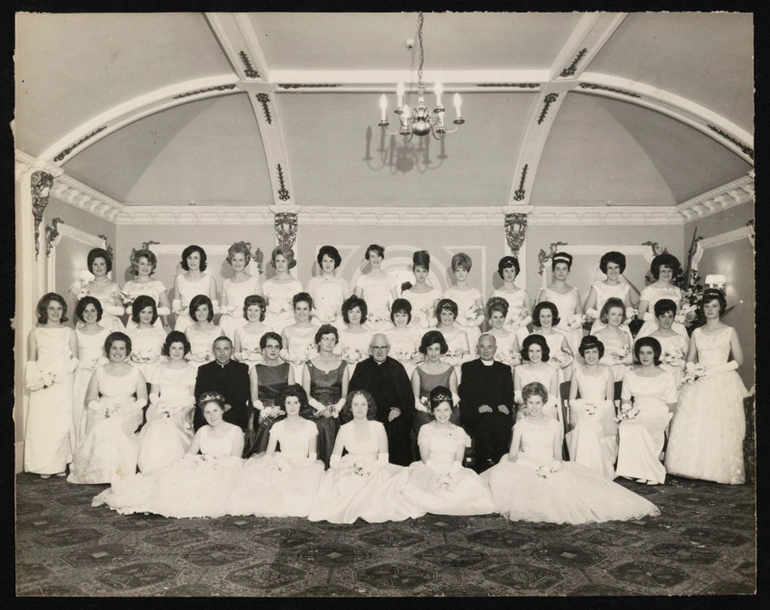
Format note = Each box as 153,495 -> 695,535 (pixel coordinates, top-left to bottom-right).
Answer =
89,396 -> 128,419
681,362 -> 707,386
266,299 -> 292,316
504,308 -> 530,332
156,397 -> 194,418
606,345 -> 631,364
80,356 -> 109,373
341,347 -> 367,365
674,303 -> 699,326
365,308 -> 391,330
173,302 -> 188,315
218,304 -> 240,316
259,405 -> 285,423
69,280 -> 89,301
536,460 -> 562,479
570,398 -> 598,417
313,305 -> 340,324
186,350 -> 213,364
25,359 -> 77,391
616,402 -> 641,422
625,307 -> 638,322
280,343 -> 318,366
548,350 -> 571,368
240,346 -> 264,363
461,304 -> 484,327
417,395 -> 431,413
563,314 -> 584,331
130,349 -> 161,365
662,348 -> 687,369
340,454 -> 376,478
436,471 -> 460,492
440,347 -> 465,367
391,346 -> 418,363
119,290 -> 136,307
494,350 -> 521,368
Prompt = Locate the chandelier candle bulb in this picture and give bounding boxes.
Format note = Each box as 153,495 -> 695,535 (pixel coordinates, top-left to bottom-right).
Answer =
454,93 -> 462,119
379,95 -> 388,122
434,81 -> 444,108
396,81 -> 405,108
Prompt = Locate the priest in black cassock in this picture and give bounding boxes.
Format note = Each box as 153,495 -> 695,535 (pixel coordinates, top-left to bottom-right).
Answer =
459,333 -> 514,472
347,333 -> 414,466
193,336 -> 250,432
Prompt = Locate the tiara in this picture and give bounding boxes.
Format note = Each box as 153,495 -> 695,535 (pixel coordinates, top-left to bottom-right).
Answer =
198,391 -> 225,405
553,253 -> 572,261
431,393 -> 452,404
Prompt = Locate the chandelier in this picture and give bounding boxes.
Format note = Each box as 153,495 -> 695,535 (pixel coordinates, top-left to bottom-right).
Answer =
378,12 -> 464,140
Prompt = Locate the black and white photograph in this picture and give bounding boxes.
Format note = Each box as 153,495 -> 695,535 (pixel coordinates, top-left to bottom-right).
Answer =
12,10 -> 756,598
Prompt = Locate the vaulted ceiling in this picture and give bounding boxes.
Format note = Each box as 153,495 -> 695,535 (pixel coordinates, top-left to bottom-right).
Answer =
14,12 -> 754,211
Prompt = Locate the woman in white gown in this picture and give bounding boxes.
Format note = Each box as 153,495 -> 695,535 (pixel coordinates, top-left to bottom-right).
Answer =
354,244 -> 398,331
401,250 -> 442,330
482,381 -> 659,524
24,293 -> 78,477
636,253 -> 687,340
444,253 -> 484,358
281,292 -> 320,381
536,252 -> 584,353
184,295 -> 224,368
230,385 -> 325,517
337,295 -> 373,377
73,248 -> 125,331
595,298 -> 634,383
583,251 -> 635,335
490,256 -> 532,346
486,297 -> 521,369
514,335 -> 559,424
233,295 -> 272,369
308,390 -> 424,523
530,301 -> 575,384
93,391 -> 244,518
401,387 -> 496,516
137,331 -> 197,473
650,299 -> 690,388
615,338 -> 677,486
219,241 -> 263,341
665,290 -> 748,484
72,296 -> 110,447
567,336 -> 617,479
171,245 -> 219,333
68,332 -> 148,484
122,248 -> 171,331
308,245 -> 351,327
126,296 -> 167,382
263,246 -> 303,336
385,299 -> 423,379
434,299 -> 471,380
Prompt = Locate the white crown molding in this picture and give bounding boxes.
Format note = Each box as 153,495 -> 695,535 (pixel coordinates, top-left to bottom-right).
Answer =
529,206 -> 683,226
676,175 -> 755,222
14,149 -> 63,181
698,226 -> 754,250
48,174 -> 125,222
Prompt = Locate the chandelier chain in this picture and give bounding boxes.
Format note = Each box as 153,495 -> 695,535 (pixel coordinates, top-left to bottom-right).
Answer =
417,12 -> 425,90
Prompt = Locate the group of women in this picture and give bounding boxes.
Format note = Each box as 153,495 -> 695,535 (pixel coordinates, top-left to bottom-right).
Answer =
23,240 -> 749,525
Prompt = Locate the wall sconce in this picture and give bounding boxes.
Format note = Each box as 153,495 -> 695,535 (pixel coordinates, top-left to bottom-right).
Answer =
705,274 -> 727,291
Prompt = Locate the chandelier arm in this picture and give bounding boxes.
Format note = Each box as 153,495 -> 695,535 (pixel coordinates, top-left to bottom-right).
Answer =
379,124 -> 403,137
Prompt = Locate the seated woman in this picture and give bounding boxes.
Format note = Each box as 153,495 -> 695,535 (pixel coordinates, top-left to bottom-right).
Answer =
514,335 -> 559,423
481,382 -> 659,524
400,387 -> 496,516
137,331 -> 197,473
69,332 -> 147,484
93,391 -> 244,518
230,385 -> 325,518
385,298 -> 423,379
301,324 -> 349,467
308,390 -> 424,523
595,298 -> 634,383
649,299 -> 690,389
566,336 -> 618,480
615,337 -> 677,486
244,331 -> 294,458
337,295 -> 373,378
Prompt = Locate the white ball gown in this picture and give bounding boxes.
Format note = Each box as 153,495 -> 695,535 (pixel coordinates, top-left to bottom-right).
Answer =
386,326 -> 423,379
262,277 -> 303,336
308,276 -> 349,327
636,284 -> 687,339
308,420 -> 424,523
401,423 -> 496,516
93,423 -> 244,518
665,326 -> 748,484
588,281 -> 631,334
122,278 -> 168,330
68,366 -> 145,484
615,368 -> 676,484
126,325 -> 167,381
185,325 -> 223,368
538,287 -> 584,353
491,288 -> 532,346
79,280 -> 126,331
338,326 -> 373,378
173,273 -> 214,332
24,327 -> 77,475
402,286 -> 442,330
481,417 -> 659,524
355,273 -> 397,331
230,418 -> 325,517
72,326 -> 110,446
219,275 -> 262,340
654,332 -> 690,389
137,363 -> 197,473
566,366 -> 618,479
443,286 -> 484,359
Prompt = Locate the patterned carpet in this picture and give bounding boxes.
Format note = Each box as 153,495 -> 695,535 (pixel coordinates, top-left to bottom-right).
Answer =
15,472 -> 756,597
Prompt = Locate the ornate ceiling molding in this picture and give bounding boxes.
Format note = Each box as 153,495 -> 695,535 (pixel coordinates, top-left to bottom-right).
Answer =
551,13 -> 627,81
204,13 -> 268,81
675,174 -> 754,222
697,225 -> 754,250
15,149 -> 63,181
48,171 -> 125,222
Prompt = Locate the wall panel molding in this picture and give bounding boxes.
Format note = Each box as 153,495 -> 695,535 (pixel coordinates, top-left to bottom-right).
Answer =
676,174 -> 754,222
698,226 -> 753,250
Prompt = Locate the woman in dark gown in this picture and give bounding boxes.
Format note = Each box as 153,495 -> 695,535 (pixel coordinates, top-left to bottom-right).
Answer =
244,331 -> 294,457
301,324 -> 349,467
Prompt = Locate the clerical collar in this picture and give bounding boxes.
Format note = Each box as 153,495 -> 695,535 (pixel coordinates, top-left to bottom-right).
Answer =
481,359 -> 494,366
216,360 -> 231,368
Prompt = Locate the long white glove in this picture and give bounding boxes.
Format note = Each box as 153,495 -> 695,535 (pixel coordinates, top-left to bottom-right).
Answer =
156,306 -> 170,316
172,299 -> 184,314
374,453 -> 390,469
706,361 -> 739,376
149,392 -> 160,405
329,453 -> 342,469
104,304 -> 126,316
514,390 -> 523,405
451,392 -> 461,407
415,397 -> 429,412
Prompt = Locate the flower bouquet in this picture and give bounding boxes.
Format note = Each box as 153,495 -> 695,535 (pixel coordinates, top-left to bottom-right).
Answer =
259,405 -> 286,424
411,305 -> 436,330
69,280 -> 89,301
417,395 -> 431,413
675,303 -> 699,326
281,343 -> 318,366
391,346 -> 417,363
440,347 -> 465,368
218,303 -> 240,316
365,308 -> 391,330
340,454 -> 375,478
548,350 -> 571,368
130,349 -> 161,365
563,314 -> 584,331
461,304 -> 484,327
240,346 -> 264,364
536,460 -> 562,479
681,362 -> 706,386
25,363 -> 55,391
186,350 -> 213,364
607,345 -> 631,365
494,350 -> 521,367
119,290 -> 136,307
662,348 -> 686,370
313,305 -> 340,325
616,402 -> 641,422
173,301 -> 188,315
570,398 -> 598,417
504,308 -> 530,332
266,299 -> 291,316
341,346 -> 366,365
81,356 -> 109,373
436,470 -> 460,492
156,397 -> 195,418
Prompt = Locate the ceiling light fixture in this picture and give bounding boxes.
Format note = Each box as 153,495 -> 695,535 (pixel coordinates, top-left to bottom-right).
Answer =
378,12 -> 464,140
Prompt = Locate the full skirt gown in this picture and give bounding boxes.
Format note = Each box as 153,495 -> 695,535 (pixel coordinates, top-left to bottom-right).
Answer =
482,417 -> 659,524
230,419 -> 324,517
93,424 -> 244,518
72,327 -> 110,446
665,327 -> 748,484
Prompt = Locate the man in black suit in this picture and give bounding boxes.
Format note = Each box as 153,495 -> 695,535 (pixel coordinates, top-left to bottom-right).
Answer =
193,336 -> 250,432
459,333 -> 514,472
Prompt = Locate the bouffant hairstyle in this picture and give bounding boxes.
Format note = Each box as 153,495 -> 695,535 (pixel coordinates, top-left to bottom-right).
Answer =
429,385 -> 454,411
75,295 -> 102,323
315,324 -> 339,346
243,295 -> 267,321
650,253 -> 681,280
277,384 -> 310,412
634,337 -> 662,366
599,251 -> 626,274
104,331 -> 132,356
259,331 -> 283,350
486,296 -> 509,319
87,247 -> 112,274
270,245 -> 297,269
317,245 -> 342,268
702,288 -> 727,315
37,292 -> 70,324
163,330 -> 191,356
497,256 -> 520,278
435,298 -> 458,321
292,292 -> 313,311
599,297 -> 627,325
578,335 -> 605,359
552,252 -> 573,271
340,390 -> 378,424
364,244 -> 385,260
180,245 -> 208,271
129,248 -> 157,276
227,241 -> 251,265
342,295 -> 368,324
654,298 -> 678,318
390,298 -> 412,324
521,334 -> 550,362
419,330 -> 449,355
533,301 -> 561,328
131,295 -> 159,325
522,381 -> 549,404
413,250 -> 430,271
189,294 -> 214,322
451,252 -> 472,272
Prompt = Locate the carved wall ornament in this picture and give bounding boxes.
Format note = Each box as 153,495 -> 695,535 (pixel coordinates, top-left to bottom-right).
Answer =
245,242 -> 264,276
538,241 -> 568,276
504,213 -> 528,255
578,83 -> 641,98
173,84 -> 237,99
537,94 -> 559,125
513,165 -> 529,201
277,84 -> 341,89
476,83 -> 539,88
641,241 -> 667,258
54,126 -> 108,162
99,235 -> 114,262
238,51 -> 260,79
706,124 -> 754,160
130,240 -> 160,265
276,164 -> 290,201
274,212 -> 298,248
31,170 -> 54,260
560,48 -> 588,78
45,218 -> 64,258
255,93 -> 273,124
